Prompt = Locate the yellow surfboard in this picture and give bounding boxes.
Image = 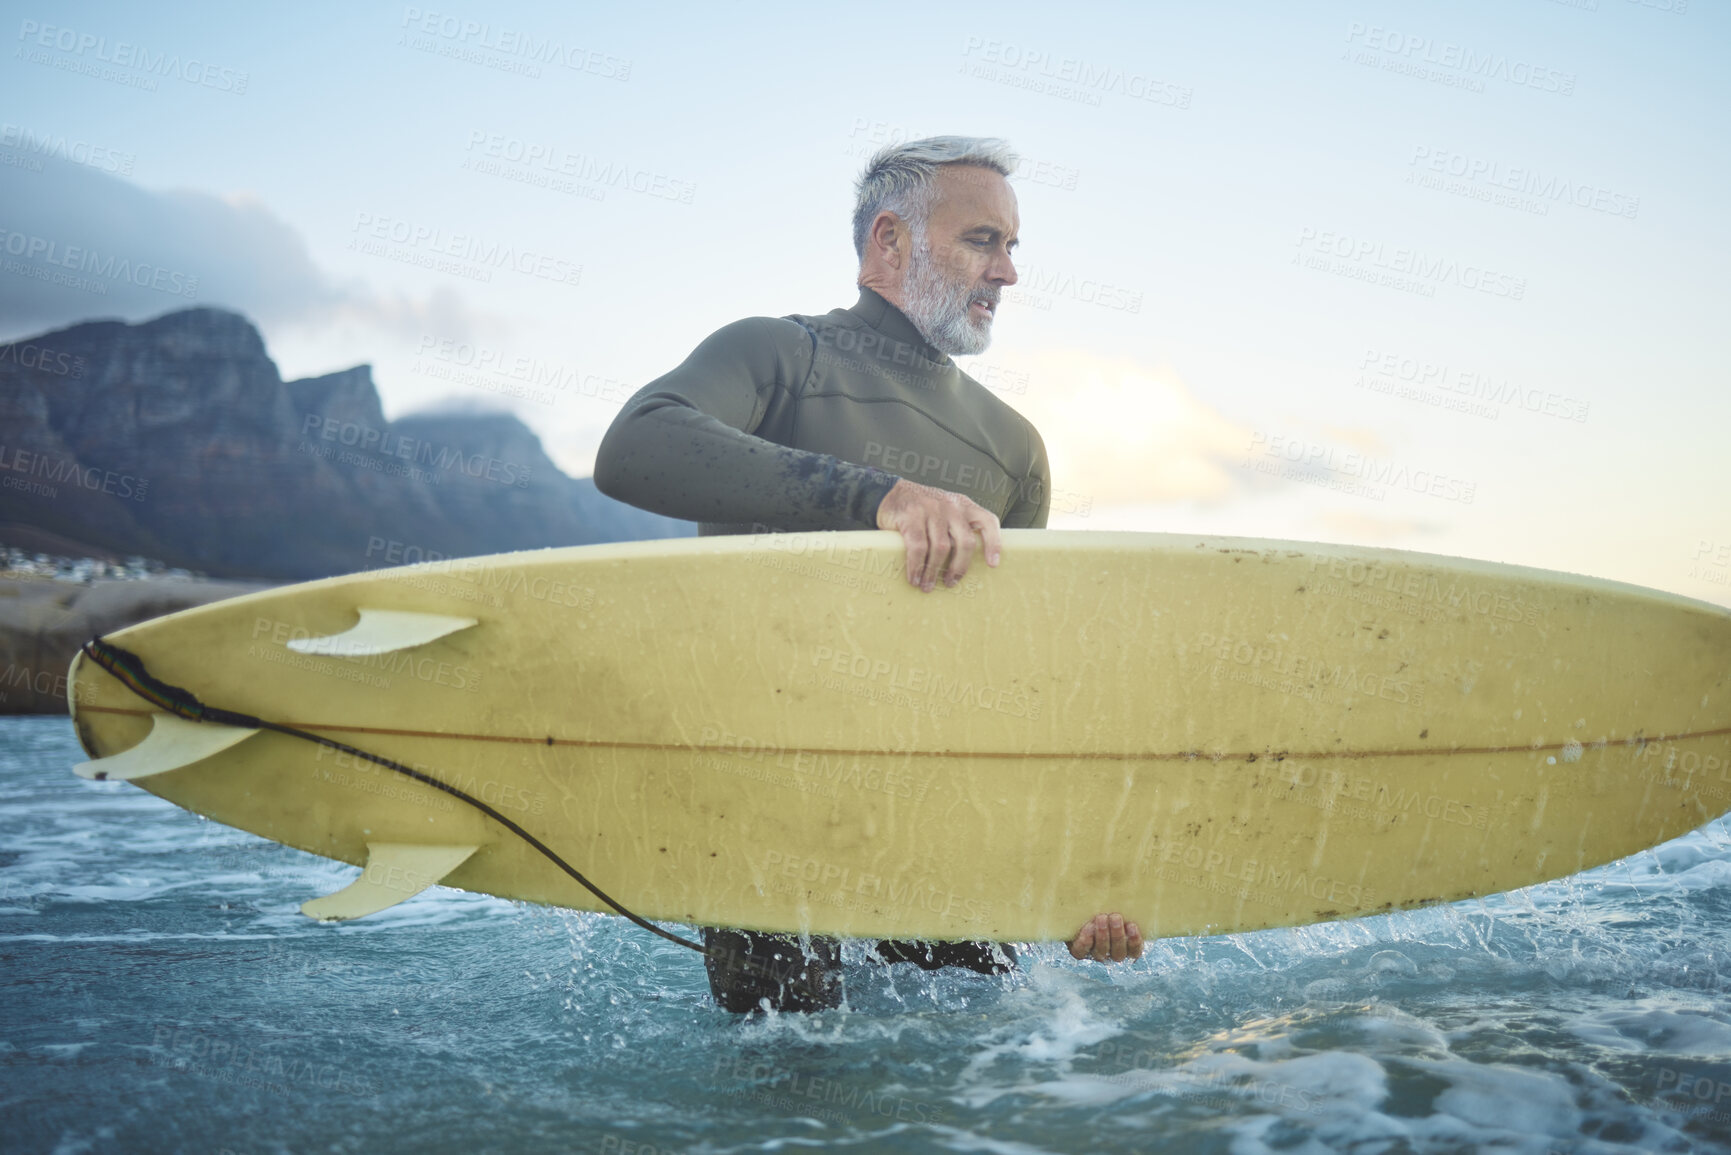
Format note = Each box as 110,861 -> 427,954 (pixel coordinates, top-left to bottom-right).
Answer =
66,531 -> 1731,942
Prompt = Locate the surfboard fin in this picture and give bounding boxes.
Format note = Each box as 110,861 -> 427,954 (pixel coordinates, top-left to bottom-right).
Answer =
286,609 -> 477,657
72,712 -> 258,781
300,842 -> 480,922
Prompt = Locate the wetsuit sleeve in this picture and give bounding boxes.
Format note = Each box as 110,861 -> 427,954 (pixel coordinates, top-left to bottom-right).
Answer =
594,317 -> 901,530
1001,424 -> 1051,529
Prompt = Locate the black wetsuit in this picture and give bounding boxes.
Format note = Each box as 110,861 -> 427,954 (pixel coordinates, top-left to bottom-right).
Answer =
595,287 -> 1049,1011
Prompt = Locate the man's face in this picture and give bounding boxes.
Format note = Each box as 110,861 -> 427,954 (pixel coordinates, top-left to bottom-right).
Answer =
899,165 -> 1020,357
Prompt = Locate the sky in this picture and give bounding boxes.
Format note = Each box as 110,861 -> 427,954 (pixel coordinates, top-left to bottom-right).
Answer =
1,0 -> 1726,605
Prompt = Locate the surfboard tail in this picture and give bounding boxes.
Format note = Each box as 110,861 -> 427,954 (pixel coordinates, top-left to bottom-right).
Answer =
300,843 -> 480,921
72,712 -> 259,782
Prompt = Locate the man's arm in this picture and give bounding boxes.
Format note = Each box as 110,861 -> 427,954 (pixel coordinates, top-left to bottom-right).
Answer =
594,317 -> 900,531
1002,424 -> 1051,530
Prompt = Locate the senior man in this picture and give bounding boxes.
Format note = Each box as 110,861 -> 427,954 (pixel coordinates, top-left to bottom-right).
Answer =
595,136 -> 1141,1013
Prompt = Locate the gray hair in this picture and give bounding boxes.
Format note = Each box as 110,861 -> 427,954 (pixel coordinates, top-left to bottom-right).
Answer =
851,136 -> 1018,260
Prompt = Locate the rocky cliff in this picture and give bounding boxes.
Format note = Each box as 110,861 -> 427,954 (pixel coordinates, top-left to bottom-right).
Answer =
0,308 -> 687,578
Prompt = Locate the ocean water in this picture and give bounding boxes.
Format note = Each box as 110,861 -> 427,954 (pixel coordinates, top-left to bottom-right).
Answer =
4,714 -> 1730,1155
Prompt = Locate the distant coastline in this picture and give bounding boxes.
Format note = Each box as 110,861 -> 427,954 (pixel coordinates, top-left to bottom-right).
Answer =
0,552 -> 272,716
0,305 -> 691,712
0,306 -> 689,582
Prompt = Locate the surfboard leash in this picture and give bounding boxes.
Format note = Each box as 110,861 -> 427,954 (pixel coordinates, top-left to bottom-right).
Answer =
78,636 -> 712,956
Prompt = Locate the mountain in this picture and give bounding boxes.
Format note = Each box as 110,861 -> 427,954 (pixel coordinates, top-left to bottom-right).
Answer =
0,308 -> 689,578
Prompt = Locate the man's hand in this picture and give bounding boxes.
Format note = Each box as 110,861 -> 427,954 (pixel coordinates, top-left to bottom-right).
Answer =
875,479 -> 1002,592
1068,913 -> 1144,963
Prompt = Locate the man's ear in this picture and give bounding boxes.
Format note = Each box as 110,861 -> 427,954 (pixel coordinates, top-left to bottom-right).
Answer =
870,211 -> 906,270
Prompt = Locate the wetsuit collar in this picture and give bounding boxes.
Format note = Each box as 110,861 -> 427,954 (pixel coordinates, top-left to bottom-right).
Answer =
847,286 -> 952,366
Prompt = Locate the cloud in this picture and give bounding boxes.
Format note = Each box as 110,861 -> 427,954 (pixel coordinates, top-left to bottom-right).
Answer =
1317,425 -> 1390,456
1313,510 -> 1441,543
0,155 -> 495,351
1004,351 -> 1254,507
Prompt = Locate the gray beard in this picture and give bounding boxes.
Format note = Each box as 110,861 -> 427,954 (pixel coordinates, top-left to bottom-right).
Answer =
900,233 -> 994,357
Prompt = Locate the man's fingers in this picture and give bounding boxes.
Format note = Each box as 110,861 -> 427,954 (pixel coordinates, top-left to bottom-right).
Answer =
953,501 -> 999,582
922,518 -> 952,592
1068,914 -> 1144,964
971,507 -> 1003,568
902,525 -> 929,589
944,510 -> 976,587
876,480 -> 1002,592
